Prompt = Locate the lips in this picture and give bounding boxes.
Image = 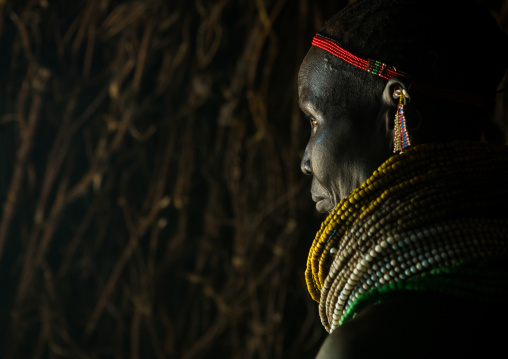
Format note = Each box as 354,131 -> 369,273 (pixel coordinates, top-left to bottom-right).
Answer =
312,194 -> 332,213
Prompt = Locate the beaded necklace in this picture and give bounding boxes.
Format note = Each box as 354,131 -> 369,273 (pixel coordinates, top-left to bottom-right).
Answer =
305,142 -> 508,333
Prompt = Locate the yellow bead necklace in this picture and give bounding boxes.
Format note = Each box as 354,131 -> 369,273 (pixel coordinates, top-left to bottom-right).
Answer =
305,142 -> 508,332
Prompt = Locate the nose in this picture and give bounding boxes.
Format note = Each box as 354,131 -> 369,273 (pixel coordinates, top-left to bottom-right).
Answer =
301,146 -> 312,175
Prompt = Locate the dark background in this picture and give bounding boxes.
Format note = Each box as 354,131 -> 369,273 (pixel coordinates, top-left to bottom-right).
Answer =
0,0 -> 507,358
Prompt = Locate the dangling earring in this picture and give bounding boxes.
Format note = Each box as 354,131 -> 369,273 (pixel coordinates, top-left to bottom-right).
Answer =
393,88 -> 411,153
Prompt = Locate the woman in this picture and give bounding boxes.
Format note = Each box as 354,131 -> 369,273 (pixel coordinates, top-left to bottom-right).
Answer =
298,0 -> 508,357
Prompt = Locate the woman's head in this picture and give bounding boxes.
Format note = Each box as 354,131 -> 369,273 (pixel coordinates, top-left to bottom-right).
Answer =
321,0 -> 507,95
299,0 -> 508,213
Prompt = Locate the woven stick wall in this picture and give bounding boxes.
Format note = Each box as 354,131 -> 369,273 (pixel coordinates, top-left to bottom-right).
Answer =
0,0 -> 507,358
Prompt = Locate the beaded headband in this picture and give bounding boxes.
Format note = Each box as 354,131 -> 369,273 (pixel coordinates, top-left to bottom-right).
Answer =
312,34 -> 487,108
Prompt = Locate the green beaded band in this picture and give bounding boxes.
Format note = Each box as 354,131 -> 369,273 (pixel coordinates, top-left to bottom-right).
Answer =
340,258 -> 508,325
369,60 -> 383,75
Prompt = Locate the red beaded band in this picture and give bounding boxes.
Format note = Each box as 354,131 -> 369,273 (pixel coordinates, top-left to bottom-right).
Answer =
312,34 -> 487,108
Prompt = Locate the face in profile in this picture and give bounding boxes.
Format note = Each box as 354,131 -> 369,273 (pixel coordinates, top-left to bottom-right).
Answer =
298,48 -> 392,213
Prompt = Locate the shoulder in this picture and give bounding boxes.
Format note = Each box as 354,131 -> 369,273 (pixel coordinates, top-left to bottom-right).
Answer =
315,295 -> 433,359
315,292 -> 507,359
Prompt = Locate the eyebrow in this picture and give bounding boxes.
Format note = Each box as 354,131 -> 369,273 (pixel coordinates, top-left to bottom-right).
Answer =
299,99 -> 321,119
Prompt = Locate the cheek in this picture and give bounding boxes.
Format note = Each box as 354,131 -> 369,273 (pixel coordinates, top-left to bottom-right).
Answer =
310,128 -> 344,185
311,121 -> 371,196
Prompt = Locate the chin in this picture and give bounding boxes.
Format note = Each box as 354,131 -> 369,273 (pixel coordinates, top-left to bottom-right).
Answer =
315,197 -> 337,214
315,199 -> 332,213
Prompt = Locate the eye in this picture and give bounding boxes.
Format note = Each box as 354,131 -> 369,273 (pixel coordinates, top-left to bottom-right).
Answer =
308,117 -> 318,129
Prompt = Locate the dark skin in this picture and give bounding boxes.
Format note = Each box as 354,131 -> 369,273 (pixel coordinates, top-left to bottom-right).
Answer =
298,48 -> 503,358
299,47 -> 401,213
299,47 -> 485,214
298,47 -> 392,213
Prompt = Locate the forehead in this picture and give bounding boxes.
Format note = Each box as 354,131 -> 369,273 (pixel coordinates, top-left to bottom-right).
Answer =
298,47 -> 344,109
299,48 -> 339,87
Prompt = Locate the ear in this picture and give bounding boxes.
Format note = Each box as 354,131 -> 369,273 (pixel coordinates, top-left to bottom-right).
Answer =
381,77 -> 411,131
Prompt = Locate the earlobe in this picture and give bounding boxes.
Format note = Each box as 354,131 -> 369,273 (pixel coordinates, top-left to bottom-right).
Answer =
382,77 -> 410,107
